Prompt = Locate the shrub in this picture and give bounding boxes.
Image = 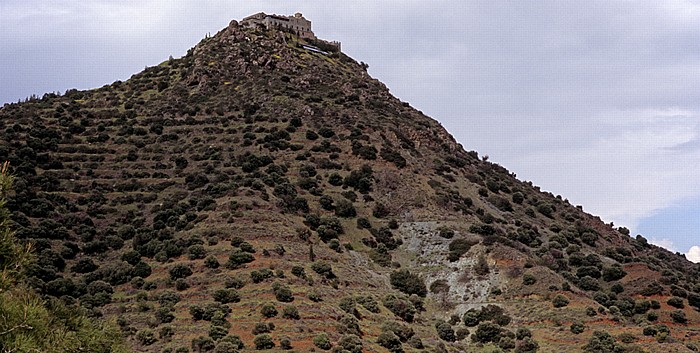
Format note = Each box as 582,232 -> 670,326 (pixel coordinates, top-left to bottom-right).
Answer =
383,294 -> 416,322
226,251 -> 255,269
602,265 -> 626,281
279,337 -> 292,350
272,283 -> 294,302
463,310 -> 480,327
192,336 -> 215,352
570,321 -> 585,334
311,261 -> 334,279
552,294 -> 570,308
578,276 -> 600,291
338,314 -> 362,336
472,322 -> 502,343
282,305 -> 300,319
390,269 -> 427,297
313,333 -> 332,350
290,265 -> 305,278
213,342 -> 238,353
169,264 -> 193,280
671,310 -> 688,324
250,268 -> 274,283
219,335 -> 244,349
338,334 -> 363,353
253,334 -> 275,350
407,336 -> 424,349
499,337 -> 516,350
188,245 -> 207,260
356,295 -> 380,313
376,331 -> 402,353
213,289 -> 240,304
448,238 -> 476,261
516,328 -> 532,340
260,303 -> 278,318
381,321 -> 414,342
515,337 -> 539,353
435,321 -> 456,342
252,322 -> 272,335
209,326 -> 228,341
155,307 -> 175,324
583,331 -> 616,352
136,329 -> 158,345
334,199 -> 356,218
204,255 -> 220,269
667,297 -> 685,309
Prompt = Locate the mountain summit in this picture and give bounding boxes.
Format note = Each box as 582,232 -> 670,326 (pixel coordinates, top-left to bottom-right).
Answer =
1,15 -> 699,353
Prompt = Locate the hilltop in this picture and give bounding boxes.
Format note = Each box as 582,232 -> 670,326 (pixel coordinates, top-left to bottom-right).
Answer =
1,16 -> 700,353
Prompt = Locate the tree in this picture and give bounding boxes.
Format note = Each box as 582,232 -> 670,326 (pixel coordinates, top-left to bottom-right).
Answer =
390,269 -> 427,297
0,163 -> 128,353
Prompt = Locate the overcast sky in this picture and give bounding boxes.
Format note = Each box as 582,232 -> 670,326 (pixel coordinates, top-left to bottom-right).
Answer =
1,1 -> 699,261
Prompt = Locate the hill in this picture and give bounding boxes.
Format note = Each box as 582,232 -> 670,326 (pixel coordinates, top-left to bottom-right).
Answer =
1,17 -> 700,353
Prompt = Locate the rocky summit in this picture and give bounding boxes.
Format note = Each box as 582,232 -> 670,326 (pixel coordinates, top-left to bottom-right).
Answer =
1,16 -> 699,353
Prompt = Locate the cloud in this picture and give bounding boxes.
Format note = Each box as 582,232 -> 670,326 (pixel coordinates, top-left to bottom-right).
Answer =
687,246 -> 700,263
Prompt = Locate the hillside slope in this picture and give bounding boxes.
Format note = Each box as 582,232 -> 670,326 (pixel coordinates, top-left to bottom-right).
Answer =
1,19 -> 699,353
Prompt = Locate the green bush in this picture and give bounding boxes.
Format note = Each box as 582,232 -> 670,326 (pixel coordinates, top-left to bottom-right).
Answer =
552,294 -> 570,308
272,283 -> 294,302
583,331 -> 616,352
338,334 -> 363,353
260,303 -> 278,318
188,244 -> 207,260
570,321 -> 585,334
311,261 -> 335,279
313,333 -> 332,350
169,264 -> 193,280
390,269 -> 427,297
212,289 -> 240,304
209,325 -> 228,341
602,265 -> 626,281
252,322 -> 272,335
448,238 -> 477,261
204,255 -> 220,269
192,336 -> 215,352
136,329 -> 158,345
671,310 -> 687,324
376,331 -> 402,353
253,334 -> 275,350
435,321 -> 456,342
472,322 -> 502,343
226,251 -> 255,269
515,337 -> 539,353
383,294 -> 416,322
667,297 -> 685,309
282,305 -> 300,319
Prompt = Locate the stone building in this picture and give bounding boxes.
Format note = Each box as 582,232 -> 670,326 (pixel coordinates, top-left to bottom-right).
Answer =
241,12 -> 341,51
241,12 -> 314,39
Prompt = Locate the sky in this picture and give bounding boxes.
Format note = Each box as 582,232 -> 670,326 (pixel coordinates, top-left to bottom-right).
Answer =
1,1 -> 699,262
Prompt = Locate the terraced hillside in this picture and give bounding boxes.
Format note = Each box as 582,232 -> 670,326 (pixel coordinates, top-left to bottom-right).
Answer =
1,19 -> 700,353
